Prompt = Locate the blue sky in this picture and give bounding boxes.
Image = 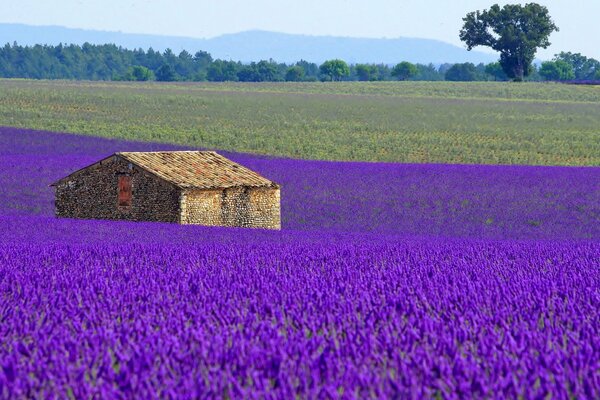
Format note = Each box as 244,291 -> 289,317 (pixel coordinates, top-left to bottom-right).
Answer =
2,0 -> 599,59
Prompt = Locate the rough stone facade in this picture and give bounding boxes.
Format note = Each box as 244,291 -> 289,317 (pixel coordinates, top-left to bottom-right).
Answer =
54,155 -> 180,223
180,187 -> 281,229
52,153 -> 281,229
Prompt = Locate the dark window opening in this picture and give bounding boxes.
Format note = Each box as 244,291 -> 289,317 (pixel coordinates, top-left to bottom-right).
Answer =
118,176 -> 132,207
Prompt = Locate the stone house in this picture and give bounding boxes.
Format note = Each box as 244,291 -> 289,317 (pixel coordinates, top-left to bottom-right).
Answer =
51,151 -> 281,229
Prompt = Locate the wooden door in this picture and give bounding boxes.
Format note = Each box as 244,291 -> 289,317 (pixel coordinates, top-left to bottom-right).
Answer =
118,176 -> 132,207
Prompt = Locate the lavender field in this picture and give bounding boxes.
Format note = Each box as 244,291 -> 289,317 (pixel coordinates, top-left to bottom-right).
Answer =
0,126 -> 599,398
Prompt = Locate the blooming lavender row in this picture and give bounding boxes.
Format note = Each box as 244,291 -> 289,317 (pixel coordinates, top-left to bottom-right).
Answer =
1,240 -> 598,399
1,127 -> 598,240
0,126 -> 599,398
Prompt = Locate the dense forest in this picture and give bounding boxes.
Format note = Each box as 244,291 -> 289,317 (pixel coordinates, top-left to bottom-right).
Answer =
0,42 -> 598,82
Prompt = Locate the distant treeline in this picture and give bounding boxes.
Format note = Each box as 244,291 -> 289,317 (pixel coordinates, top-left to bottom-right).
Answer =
0,42 -> 598,82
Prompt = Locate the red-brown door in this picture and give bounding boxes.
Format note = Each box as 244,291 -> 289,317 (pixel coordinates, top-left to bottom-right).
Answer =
118,176 -> 132,207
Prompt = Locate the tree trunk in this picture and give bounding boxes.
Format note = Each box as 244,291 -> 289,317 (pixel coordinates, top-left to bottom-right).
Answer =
513,62 -> 524,82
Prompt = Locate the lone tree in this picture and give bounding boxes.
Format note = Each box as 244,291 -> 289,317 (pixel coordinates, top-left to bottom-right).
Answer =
459,3 -> 558,81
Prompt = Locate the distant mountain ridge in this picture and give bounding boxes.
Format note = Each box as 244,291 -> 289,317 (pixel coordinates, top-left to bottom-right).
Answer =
0,23 -> 497,65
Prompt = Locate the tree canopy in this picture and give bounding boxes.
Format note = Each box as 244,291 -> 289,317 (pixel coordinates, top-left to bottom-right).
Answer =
355,64 -> 377,81
539,60 -> 575,81
319,59 -> 350,81
8,41 -> 599,83
121,65 -> 153,81
459,3 -> 558,81
445,63 -> 478,81
484,62 -> 508,81
553,52 -> 600,81
391,62 -> 418,81
284,66 -> 304,81
155,64 -> 176,81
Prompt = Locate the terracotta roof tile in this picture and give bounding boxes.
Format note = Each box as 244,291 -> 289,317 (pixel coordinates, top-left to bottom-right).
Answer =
117,151 -> 277,189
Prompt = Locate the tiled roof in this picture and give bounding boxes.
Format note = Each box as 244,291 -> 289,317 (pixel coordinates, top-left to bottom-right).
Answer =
116,151 -> 277,189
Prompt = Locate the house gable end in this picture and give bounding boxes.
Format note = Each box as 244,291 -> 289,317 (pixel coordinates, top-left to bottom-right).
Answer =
49,154 -> 117,187
50,153 -> 181,191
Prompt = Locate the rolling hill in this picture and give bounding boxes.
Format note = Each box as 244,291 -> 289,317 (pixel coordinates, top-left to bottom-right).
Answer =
0,23 -> 497,64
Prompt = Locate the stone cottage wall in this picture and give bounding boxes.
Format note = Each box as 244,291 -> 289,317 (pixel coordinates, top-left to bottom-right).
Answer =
180,187 -> 281,229
179,189 -> 222,226
54,155 -> 180,222
247,187 -> 281,230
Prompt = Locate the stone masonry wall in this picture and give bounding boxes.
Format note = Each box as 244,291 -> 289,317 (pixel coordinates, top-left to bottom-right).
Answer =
180,187 -> 281,230
179,189 -> 222,226
54,155 -> 180,223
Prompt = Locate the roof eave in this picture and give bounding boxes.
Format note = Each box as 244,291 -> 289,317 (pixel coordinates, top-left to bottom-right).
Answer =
181,182 -> 280,191
50,151 -> 281,190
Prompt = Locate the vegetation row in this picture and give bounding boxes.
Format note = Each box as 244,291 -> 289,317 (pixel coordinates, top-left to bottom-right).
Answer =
1,79 -> 599,166
1,42 -> 599,83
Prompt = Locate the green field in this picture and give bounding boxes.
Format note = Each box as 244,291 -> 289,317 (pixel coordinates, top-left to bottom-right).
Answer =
1,79 -> 599,165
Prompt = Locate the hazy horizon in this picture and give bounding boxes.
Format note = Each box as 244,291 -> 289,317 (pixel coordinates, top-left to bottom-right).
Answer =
2,1 -> 599,60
